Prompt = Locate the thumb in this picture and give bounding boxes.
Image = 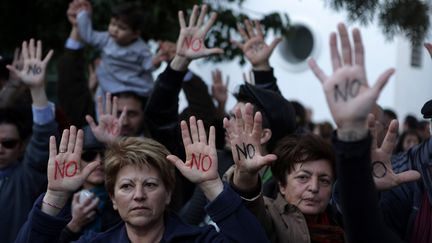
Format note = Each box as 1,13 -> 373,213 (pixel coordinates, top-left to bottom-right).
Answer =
166,155 -> 188,173
269,37 -> 282,52
260,154 -> 277,167
204,48 -> 224,56
396,170 -> 421,184
80,161 -> 100,180
6,64 -> 19,75
372,68 -> 395,98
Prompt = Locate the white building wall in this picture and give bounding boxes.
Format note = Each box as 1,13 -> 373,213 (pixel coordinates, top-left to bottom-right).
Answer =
395,38 -> 432,123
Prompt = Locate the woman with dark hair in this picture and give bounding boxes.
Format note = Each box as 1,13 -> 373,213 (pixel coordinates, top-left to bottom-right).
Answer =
394,130 -> 422,154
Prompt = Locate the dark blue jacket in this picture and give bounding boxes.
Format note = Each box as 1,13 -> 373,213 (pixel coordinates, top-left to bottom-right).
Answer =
15,184 -> 270,243
0,120 -> 58,243
379,137 -> 432,241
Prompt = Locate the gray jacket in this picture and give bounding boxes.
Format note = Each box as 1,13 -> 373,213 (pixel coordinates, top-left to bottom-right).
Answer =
77,11 -> 155,97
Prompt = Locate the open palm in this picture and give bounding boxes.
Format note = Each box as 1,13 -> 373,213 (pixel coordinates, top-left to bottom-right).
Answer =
224,103 -> 276,174
176,5 -> 223,60
47,127 -> 99,193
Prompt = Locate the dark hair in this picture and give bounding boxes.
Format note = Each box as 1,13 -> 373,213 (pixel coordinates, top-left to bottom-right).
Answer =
271,133 -> 335,186
394,130 -> 422,154
233,92 -> 271,130
291,100 -> 306,127
0,108 -> 26,139
383,108 -> 398,121
112,91 -> 148,111
111,2 -> 145,32
404,114 -> 419,130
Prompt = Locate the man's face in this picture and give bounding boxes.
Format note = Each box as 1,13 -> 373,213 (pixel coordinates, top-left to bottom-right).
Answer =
117,96 -> 144,136
0,123 -> 23,169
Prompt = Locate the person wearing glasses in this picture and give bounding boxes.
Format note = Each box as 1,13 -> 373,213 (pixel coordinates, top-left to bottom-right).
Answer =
0,39 -> 57,243
57,125 -> 121,243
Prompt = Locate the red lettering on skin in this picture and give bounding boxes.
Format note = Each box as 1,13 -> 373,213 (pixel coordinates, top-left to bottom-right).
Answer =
191,39 -> 202,52
54,160 -> 64,180
201,155 -> 212,172
182,36 -> 193,49
190,153 -> 201,170
65,161 -> 78,177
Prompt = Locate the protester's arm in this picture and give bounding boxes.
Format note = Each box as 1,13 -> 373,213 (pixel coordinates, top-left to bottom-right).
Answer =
234,19 -> 281,93
85,92 -> 126,145
57,191 -> 99,243
144,4 -> 223,155
166,117 -> 270,242
58,3 -> 95,127
14,127 -> 99,243
311,22 -> 404,243
222,102 -> 277,239
7,39 -> 58,173
0,48 -> 30,108
211,69 -> 229,118
224,102 -> 277,192
76,1 -> 109,49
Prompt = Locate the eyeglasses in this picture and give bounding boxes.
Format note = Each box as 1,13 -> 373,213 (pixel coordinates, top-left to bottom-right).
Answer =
0,139 -> 20,149
81,149 -> 105,162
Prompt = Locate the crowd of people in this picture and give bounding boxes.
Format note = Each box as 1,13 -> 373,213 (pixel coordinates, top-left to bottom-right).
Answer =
0,1 -> 431,243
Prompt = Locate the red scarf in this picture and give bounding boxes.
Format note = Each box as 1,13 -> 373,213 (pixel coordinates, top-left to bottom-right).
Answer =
307,212 -> 345,243
410,192 -> 432,243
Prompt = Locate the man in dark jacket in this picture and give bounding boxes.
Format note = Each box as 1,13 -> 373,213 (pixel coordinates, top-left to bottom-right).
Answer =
0,39 -> 57,243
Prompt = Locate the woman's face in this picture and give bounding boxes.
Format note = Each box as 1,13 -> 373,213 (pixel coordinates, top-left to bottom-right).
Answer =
403,134 -> 420,152
111,165 -> 171,228
279,159 -> 333,216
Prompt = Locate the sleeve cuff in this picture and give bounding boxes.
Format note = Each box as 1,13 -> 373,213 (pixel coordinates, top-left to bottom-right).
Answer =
205,183 -> 243,222
65,38 -> 84,50
32,102 -> 55,125
183,70 -> 194,82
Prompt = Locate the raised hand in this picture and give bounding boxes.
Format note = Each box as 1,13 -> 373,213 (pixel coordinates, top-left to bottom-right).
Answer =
9,48 -> 23,82
47,126 -> 99,193
224,103 -> 277,190
154,41 -> 177,65
176,5 -> 223,60
7,39 -> 53,89
67,191 -> 99,233
308,23 -> 394,135
211,68 -> 229,106
166,116 -> 222,200
234,19 -> 281,70
42,127 -> 100,215
368,115 -> 421,190
86,93 -> 126,145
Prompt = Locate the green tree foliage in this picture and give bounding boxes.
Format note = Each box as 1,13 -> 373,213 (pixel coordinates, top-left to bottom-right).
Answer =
326,0 -> 429,44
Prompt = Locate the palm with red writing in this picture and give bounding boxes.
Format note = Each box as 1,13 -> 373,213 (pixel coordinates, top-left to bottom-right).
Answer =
234,19 -> 281,70
47,126 -> 99,193
168,116 -> 219,183
367,115 -> 420,190
308,24 -> 394,129
176,5 -> 223,60
7,39 -> 53,89
86,93 -> 126,145
223,103 -> 277,175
